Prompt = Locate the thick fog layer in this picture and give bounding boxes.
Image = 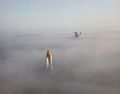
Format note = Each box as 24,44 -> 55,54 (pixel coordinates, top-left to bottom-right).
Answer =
0,31 -> 120,94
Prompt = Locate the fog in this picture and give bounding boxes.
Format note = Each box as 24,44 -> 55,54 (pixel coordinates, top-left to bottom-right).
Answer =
0,31 -> 120,94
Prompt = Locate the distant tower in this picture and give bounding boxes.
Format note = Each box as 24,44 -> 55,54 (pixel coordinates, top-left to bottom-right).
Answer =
74,32 -> 79,37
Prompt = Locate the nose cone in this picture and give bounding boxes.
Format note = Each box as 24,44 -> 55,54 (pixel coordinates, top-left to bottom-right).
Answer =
47,49 -> 51,54
47,49 -> 51,52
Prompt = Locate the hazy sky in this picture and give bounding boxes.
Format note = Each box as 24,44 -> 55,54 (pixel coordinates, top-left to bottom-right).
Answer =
0,0 -> 120,31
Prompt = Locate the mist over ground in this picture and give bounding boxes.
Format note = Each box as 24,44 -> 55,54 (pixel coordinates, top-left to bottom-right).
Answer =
0,31 -> 120,94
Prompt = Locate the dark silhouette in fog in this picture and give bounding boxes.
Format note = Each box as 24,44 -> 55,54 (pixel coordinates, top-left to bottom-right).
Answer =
74,32 -> 79,37
74,32 -> 82,38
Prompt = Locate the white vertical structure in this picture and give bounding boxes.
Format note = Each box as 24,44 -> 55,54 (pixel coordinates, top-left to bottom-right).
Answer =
46,49 -> 52,70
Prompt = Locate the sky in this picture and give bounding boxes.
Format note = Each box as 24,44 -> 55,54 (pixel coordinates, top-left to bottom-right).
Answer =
0,0 -> 120,32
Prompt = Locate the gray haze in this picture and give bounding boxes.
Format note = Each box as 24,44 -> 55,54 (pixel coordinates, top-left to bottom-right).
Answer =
0,31 -> 120,94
